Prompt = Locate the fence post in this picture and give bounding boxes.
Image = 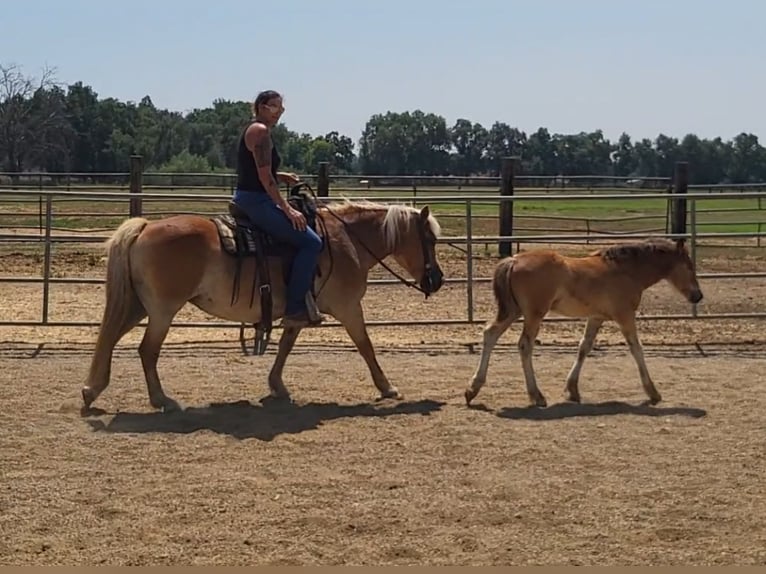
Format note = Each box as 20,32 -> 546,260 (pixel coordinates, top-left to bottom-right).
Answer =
129,155 -> 144,217
42,194 -> 53,324
465,199 -> 474,324
317,162 -> 329,197
671,161 -> 688,239
498,156 -> 518,257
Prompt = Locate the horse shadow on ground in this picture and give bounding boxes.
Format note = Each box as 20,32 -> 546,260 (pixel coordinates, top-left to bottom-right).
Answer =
486,400 -> 707,421
84,397 -> 445,441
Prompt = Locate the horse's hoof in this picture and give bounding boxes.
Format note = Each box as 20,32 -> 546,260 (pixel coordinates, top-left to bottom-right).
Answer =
566,393 -> 581,404
532,395 -> 548,408
649,395 -> 662,406
268,390 -> 292,402
378,389 -> 402,401
152,396 -> 182,413
465,388 -> 477,405
81,387 -> 95,409
163,398 -> 183,413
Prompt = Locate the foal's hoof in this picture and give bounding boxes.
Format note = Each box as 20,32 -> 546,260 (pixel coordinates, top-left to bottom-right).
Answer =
464,388 -> 478,405
648,394 -> 662,406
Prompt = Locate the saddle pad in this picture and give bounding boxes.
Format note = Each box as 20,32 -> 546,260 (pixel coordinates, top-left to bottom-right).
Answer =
212,214 -> 260,257
211,214 -> 297,258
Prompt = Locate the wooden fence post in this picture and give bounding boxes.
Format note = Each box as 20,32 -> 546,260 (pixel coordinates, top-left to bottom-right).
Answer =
317,162 -> 329,197
129,155 -> 144,217
498,156 -> 518,257
671,161 -> 688,239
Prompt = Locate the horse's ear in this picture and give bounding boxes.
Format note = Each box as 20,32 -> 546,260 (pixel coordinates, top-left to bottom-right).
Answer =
675,237 -> 686,250
419,205 -> 430,220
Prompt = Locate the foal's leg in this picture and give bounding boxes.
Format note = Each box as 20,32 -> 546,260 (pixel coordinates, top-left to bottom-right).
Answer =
616,314 -> 662,404
564,317 -> 604,403
336,302 -> 400,400
518,313 -> 547,407
139,311 -> 182,412
465,314 -> 518,405
266,327 -> 301,400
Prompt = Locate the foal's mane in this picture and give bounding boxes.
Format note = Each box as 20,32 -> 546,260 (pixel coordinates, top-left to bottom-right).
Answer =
594,237 -> 683,265
325,198 -> 441,250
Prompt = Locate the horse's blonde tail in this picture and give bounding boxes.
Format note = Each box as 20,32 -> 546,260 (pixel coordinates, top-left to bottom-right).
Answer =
492,256 -> 519,323
83,217 -> 149,409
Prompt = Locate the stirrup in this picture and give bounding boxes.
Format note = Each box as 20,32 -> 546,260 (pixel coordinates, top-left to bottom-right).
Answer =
239,322 -> 272,356
253,325 -> 272,356
305,291 -> 324,324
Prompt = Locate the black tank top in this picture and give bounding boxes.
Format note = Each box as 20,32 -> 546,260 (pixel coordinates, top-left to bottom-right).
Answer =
236,120 -> 281,192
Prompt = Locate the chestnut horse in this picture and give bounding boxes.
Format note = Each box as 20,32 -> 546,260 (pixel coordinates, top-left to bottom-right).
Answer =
82,199 -> 444,413
465,237 -> 703,407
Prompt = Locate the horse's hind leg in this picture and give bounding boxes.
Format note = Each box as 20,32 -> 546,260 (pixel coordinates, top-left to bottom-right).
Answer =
518,314 -> 547,407
465,313 -> 519,405
139,310 -> 182,412
564,317 -> 604,402
617,314 -> 662,404
82,300 -> 146,410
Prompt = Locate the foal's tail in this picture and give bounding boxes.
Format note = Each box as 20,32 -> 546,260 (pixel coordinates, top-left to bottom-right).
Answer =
83,217 -> 148,408
492,256 -> 519,322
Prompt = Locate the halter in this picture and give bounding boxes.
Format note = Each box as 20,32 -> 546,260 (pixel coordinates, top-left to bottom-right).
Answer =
291,183 -> 440,298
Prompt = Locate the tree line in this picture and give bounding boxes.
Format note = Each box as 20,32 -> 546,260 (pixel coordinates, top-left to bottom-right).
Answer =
2,63 -> 765,184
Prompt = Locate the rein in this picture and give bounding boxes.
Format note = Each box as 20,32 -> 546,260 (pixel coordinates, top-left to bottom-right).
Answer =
291,183 -> 435,298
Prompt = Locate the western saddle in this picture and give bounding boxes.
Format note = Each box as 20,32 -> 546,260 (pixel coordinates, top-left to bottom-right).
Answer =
210,183 -> 323,356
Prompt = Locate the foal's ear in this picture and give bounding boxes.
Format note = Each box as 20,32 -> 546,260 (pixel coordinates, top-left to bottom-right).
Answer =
675,237 -> 686,250
419,205 -> 431,220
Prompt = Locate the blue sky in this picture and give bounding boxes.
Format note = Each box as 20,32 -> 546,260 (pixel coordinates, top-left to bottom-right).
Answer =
3,0 -> 764,144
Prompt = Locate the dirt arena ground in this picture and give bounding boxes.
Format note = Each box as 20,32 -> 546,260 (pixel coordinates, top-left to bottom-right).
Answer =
1,236 -> 765,565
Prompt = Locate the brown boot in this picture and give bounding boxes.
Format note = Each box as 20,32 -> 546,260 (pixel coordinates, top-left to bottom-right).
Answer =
281,310 -> 324,329
304,292 -> 326,324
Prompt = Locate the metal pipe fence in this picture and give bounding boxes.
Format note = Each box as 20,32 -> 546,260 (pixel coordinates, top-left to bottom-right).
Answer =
1,187 -> 765,330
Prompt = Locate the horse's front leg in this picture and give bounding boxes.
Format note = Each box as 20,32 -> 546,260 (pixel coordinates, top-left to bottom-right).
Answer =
266,327 -> 302,400
336,302 -> 401,400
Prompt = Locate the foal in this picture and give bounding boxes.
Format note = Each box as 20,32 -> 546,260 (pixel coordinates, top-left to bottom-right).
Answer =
465,237 -> 703,407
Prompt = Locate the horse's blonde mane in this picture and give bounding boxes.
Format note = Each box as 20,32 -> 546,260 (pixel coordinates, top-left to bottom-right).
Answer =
326,198 -> 441,250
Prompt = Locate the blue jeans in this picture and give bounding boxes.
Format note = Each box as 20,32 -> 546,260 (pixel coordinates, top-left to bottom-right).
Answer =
232,190 -> 323,316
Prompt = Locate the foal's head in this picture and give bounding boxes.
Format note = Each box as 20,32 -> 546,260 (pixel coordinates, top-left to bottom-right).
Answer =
383,204 -> 444,296
600,237 -> 703,304
664,238 -> 704,304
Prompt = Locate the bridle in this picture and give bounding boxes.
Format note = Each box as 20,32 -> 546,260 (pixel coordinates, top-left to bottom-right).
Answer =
292,183 -> 440,298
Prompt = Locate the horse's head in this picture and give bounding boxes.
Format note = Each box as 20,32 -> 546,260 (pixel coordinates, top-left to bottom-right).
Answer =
667,238 -> 703,304
384,205 -> 444,297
